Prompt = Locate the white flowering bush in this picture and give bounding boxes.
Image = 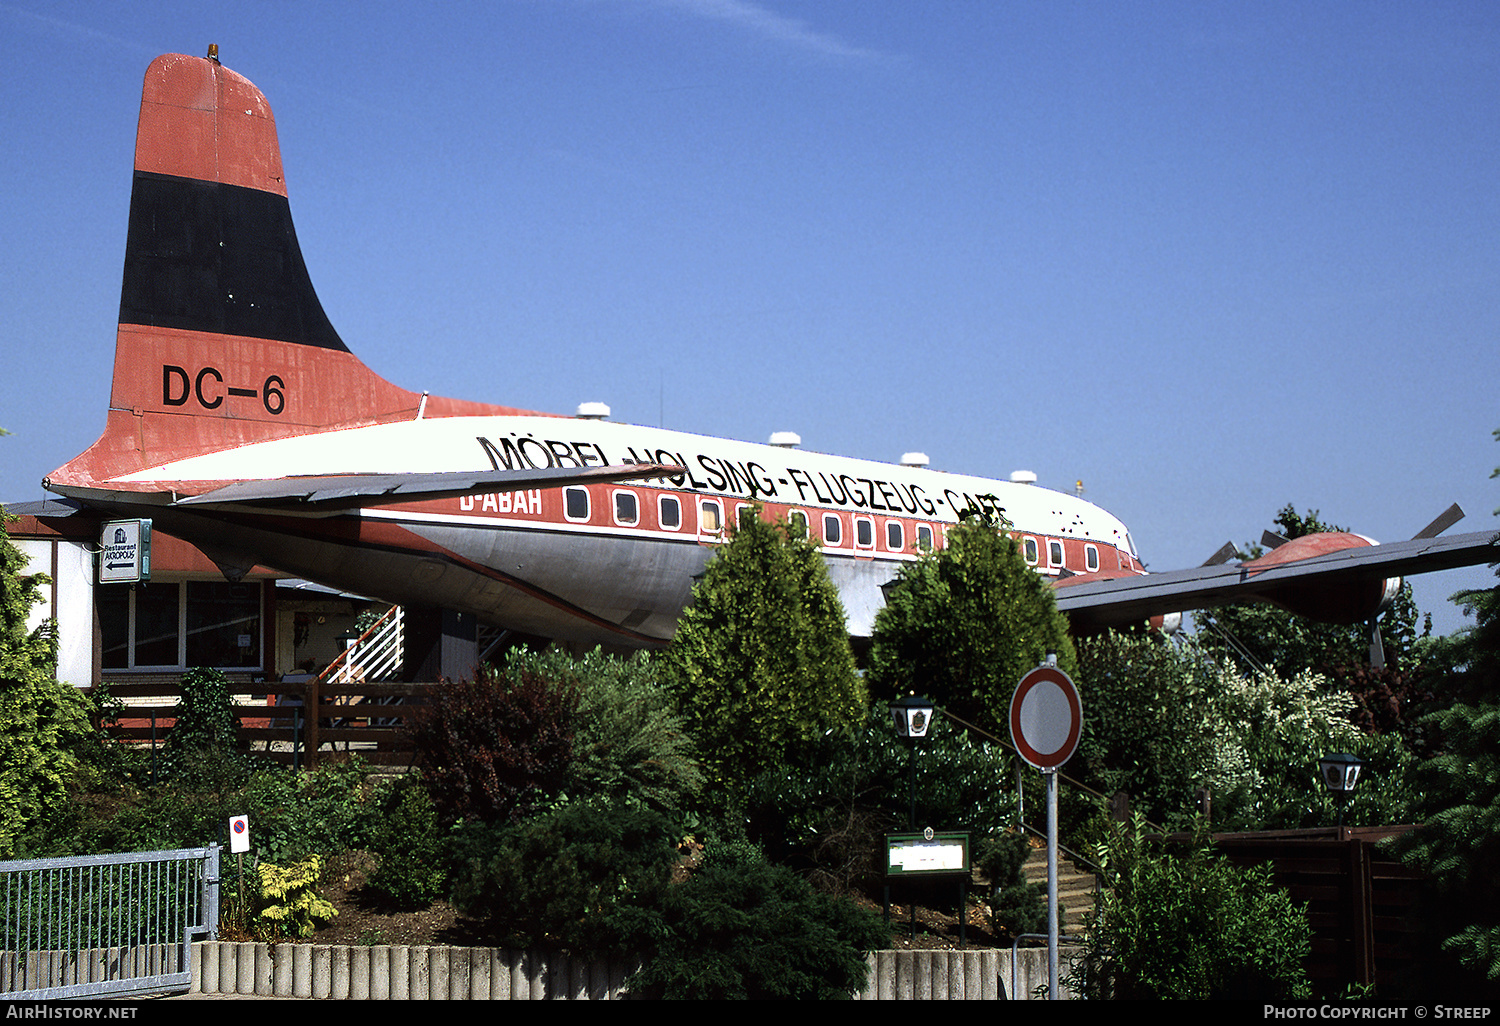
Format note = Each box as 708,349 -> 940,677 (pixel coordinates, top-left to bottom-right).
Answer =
1203,663 -> 1414,830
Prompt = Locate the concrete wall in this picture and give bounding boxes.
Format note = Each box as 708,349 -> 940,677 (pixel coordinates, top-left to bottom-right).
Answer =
187,942 -> 1080,999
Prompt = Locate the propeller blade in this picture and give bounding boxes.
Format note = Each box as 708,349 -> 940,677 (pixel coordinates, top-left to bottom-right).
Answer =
1201,541 -> 1239,567
1414,503 -> 1465,540
1261,531 -> 1289,550
1368,620 -> 1386,671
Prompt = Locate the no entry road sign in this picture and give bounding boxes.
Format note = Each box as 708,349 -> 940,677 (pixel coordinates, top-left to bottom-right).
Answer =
1009,664 -> 1082,771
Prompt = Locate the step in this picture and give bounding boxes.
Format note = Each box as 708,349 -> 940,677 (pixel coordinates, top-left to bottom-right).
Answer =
1020,848 -> 1096,933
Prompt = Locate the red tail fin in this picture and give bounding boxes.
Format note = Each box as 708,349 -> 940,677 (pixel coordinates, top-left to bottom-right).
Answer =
49,52 -> 534,492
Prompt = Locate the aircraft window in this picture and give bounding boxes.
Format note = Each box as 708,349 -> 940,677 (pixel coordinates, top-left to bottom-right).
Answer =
788,510 -> 809,538
613,490 -> 638,526
1085,545 -> 1099,572
1023,537 -> 1039,565
737,504 -> 755,528
855,517 -> 874,549
916,525 -> 933,550
659,495 -> 681,531
1048,540 -> 1064,568
700,499 -> 722,533
886,521 -> 904,551
565,487 -> 590,522
823,513 -> 842,546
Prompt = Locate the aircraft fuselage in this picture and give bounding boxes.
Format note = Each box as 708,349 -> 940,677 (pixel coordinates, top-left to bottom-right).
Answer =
64,412 -> 1140,647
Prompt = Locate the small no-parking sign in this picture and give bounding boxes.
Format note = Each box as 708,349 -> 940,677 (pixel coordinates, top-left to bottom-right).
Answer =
229,814 -> 250,854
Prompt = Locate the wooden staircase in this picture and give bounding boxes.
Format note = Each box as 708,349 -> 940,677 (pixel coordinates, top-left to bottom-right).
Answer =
1020,844 -> 1098,936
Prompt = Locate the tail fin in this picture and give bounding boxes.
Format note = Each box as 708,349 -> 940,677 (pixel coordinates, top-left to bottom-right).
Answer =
49,51 -> 532,492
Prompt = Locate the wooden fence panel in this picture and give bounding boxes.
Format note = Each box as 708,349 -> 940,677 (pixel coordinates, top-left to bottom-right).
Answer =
87,681 -> 435,771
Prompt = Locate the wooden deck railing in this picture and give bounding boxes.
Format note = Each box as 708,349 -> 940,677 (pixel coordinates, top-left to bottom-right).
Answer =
89,679 -> 434,771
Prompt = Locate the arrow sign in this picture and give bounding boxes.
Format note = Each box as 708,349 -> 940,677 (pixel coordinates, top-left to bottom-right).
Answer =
99,519 -> 151,584
1009,664 -> 1083,771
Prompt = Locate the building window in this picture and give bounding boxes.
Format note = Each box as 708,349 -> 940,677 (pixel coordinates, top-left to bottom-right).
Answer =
916,525 -> 934,550
855,517 -> 874,549
1085,544 -> 1099,572
886,521 -> 904,551
789,510 -> 809,539
1023,537 -> 1039,565
101,580 -> 262,671
185,581 -> 262,667
1048,540 -> 1065,569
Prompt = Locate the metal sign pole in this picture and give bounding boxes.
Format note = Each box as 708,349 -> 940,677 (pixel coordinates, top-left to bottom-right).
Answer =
1009,654 -> 1081,1001
1046,766 -> 1059,1000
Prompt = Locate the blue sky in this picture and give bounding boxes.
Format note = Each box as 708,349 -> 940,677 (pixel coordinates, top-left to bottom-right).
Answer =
2,0 -> 1496,637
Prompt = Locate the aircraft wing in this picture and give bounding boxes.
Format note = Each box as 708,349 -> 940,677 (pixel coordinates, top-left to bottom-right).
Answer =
170,463 -> 685,514
1055,528 -> 1500,630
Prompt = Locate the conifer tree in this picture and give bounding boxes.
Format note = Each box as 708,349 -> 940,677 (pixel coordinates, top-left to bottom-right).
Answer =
0,507 -> 91,856
866,515 -> 1076,734
1380,432 -> 1500,996
1384,430 -> 1500,996
662,510 -> 864,796
0,510 -> 56,684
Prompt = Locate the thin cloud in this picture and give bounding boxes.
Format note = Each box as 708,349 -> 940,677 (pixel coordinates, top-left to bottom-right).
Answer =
0,2 -> 158,61
654,0 -> 900,62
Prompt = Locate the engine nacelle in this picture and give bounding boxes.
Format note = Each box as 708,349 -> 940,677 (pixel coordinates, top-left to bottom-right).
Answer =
1241,532 -> 1401,624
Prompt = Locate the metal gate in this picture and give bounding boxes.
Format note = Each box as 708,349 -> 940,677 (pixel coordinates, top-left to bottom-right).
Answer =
0,845 -> 220,1000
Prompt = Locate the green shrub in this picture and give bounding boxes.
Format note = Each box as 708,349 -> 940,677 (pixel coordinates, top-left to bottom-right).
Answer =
975,831 -> 1045,940
1384,699 -> 1500,997
366,774 -> 446,909
253,855 -> 338,940
1069,814 -> 1313,1000
158,667 -> 246,785
24,759 -> 370,864
503,647 -> 703,811
241,759 -> 370,865
699,834 -> 767,871
739,703 -> 1016,891
448,801 -> 681,954
0,675 -> 94,857
623,859 -> 888,1000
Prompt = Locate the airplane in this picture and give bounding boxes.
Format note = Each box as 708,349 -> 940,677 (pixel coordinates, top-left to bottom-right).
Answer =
35,50 -> 1500,657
